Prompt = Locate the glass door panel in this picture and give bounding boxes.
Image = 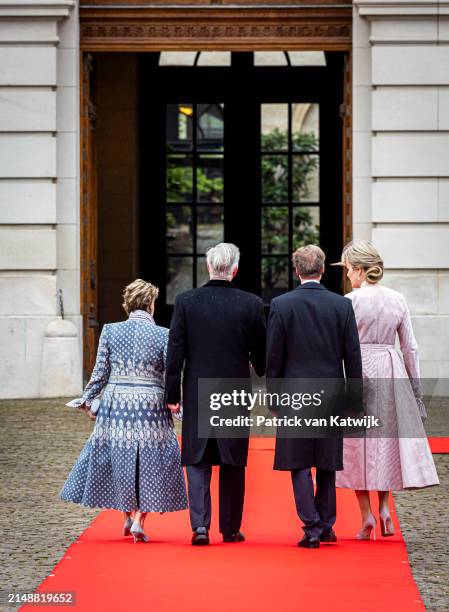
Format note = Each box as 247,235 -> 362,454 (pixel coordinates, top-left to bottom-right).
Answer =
260,102 -> 320,303
165,103 -> 224,303
141,53 -> 344,324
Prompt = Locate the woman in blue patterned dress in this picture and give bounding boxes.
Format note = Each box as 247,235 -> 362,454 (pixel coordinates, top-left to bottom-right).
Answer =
60,279 -> 188,543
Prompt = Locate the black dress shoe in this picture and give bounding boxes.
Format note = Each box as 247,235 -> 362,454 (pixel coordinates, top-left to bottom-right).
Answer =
297,535 -> 320,549
222,531 -> 245,543
320,529 -> 337,543
191,527 -> 209,546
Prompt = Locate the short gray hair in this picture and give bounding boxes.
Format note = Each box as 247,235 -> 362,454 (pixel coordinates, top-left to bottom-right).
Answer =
206,243 -> 240,278
292,244 -> 325,278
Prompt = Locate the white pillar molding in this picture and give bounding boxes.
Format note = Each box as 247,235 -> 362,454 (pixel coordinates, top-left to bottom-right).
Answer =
0,0 -> 81,398
0,0 -> 73,19
356,0 -> 447,17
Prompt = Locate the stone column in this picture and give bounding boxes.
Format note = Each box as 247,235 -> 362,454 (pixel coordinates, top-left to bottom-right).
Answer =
353,0 -> 449,380
0,0 -> 81,398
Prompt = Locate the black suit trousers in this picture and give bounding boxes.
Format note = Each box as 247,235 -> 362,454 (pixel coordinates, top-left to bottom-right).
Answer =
291,468 -> 336,539
186,440 -> 245,534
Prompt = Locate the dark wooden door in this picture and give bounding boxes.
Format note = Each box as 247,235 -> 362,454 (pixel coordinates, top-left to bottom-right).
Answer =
80,53 -> 99,381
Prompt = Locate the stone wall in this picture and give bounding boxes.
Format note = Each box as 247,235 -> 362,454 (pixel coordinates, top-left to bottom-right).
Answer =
353,0 -> 449,381
1,1 -> 448,397
0,0 -> 81,397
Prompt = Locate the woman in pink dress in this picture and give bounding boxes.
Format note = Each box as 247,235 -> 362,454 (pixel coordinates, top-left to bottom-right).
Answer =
335,241 -> 439,540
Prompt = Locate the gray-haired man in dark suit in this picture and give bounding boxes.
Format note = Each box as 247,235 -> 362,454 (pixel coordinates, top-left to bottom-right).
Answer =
165,243 -> 266,545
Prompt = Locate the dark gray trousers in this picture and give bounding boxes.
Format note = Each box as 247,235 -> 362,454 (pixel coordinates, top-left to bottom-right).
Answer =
186,464 -> 245,534
291,468 -> 336,539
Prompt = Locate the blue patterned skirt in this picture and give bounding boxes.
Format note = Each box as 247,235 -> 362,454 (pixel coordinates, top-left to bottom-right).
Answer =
60,382 -> 188,513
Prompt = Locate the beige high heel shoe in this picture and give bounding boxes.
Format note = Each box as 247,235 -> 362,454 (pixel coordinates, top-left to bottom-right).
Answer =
379,512 -> 395,537
356,515 -> 377,540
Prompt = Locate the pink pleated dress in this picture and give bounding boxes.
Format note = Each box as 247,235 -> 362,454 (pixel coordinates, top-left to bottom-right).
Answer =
336,283 -> 439,491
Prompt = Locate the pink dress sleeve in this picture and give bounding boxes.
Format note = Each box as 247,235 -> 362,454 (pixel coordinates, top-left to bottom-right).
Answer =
397,297 -> 427,419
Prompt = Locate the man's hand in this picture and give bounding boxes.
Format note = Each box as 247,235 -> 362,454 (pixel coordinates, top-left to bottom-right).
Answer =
167,403 -> 181,414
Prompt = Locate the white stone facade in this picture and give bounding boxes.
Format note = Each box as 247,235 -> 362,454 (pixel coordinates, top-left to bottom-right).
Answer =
0,0 -> 448,397
0,0 -> 81,398
353,0 -> 449,380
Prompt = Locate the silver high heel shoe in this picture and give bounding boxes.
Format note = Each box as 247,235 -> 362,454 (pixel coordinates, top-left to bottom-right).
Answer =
379,512 -> 395,537
130,522 -> 150,543
123,517 -> 133,536
356,515 -> 377,540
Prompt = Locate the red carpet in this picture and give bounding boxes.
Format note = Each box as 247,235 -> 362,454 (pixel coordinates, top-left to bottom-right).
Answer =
23,446 -> 430,612
429,437 -> 449,453
251,437 -> 449,453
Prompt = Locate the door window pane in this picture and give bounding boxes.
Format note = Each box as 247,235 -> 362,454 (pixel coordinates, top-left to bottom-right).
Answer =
196,52 -> 231,67
262,207 -> 289,254
167,104 -> 193,152
197,206 -> 224,253
255,52 -> 288,66
292,103 -> 319,152
160,52 -> 197,67
166,257 -> 193,304
196,257 -> 209,286
160,51 -> 232,67
293,155 -> 319,202
166,206 -> 193,254
259,101 -> 321,303
262,155 -> 288,203
262,257 -> 289,303
166,103 -> 225,297
197,104 -> 224,150
293,206 -> 320,248
261,104 -> 288,151
197,155 -> 224,203
288,51 -> 326,67
167,155 -> 193,203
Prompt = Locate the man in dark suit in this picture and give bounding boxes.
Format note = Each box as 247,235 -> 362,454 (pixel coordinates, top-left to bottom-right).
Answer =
165,243 -> 266,545
267,245 -> 362,548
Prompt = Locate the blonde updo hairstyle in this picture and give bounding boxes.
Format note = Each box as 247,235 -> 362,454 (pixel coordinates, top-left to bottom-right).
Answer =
341,240 -> 384,284
122,279 -> 159,315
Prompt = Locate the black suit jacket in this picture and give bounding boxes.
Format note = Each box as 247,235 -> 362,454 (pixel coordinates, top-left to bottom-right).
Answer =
165,280 -> 266,466
267,282 -> 362,470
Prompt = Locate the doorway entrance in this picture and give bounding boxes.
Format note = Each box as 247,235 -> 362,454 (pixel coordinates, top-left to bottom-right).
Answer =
80,50 -> 350,377
140,51 -> 344,325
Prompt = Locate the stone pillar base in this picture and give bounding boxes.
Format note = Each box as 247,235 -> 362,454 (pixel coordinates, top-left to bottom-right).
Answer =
39,318 -> 82,398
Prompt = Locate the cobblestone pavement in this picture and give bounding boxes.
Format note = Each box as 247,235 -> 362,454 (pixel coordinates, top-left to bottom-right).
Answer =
0,399 -> 447,610
0,400 -> 98,611
394,454 -> 448,611
393,397 -> 449,611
